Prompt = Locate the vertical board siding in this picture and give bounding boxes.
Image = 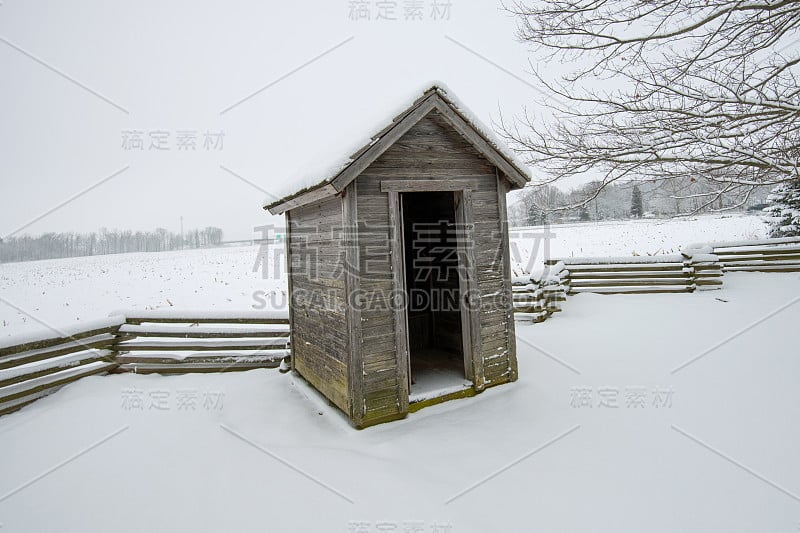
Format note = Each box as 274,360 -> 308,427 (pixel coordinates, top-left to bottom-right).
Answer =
343,183 -> 365,426
354,176 -> 401,420
288,196 -> 350,412
496,174 -> 518,381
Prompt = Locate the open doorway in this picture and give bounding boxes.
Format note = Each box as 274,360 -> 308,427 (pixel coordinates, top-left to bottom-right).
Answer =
401,191 -> 471,401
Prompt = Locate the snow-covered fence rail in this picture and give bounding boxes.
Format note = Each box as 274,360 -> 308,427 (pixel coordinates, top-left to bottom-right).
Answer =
0,317 -> 123,416
112,310 -> 291,374
544,253 -> 723,295
0,311 -> 292,416
513,263 -> 568,322
686,236 -> 800,273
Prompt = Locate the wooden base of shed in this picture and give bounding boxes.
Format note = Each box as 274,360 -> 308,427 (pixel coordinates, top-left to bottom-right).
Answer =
357,376 -> 514,429
291,363 -> 515,429
408,386 -> 477,413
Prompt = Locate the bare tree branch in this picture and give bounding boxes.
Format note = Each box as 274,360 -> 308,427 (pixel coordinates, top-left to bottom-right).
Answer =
501,0 -> 800,198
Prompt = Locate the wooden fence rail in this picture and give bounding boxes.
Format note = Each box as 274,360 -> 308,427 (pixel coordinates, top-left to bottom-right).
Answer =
0,312 -> 291,416
512,263 -> 568,322
544,252 -> 723,295
113,311 -> 291,374
0,318 -> 123,416
686,236 -> 800,273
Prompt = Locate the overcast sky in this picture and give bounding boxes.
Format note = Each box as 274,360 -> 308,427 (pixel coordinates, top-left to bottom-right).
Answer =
0,0 -> 552,241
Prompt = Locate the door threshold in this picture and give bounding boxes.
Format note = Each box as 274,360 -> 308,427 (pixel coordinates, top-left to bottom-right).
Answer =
408,380 -> 475,412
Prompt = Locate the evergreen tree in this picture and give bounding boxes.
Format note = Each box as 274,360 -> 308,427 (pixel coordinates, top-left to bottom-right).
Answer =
630,185 -> 644,218
527,202 -> 547,226
765,181 -> 800,237
578,205 -> 590,221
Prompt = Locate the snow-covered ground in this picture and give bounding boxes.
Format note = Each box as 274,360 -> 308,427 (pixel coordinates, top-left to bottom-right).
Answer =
0,214 -> 767,339
0,245 -> 286,340
510,213 -> 767,275
0,272 -> 797,532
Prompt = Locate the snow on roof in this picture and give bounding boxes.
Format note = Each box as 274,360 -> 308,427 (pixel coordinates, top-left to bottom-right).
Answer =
264,80 -> 531,209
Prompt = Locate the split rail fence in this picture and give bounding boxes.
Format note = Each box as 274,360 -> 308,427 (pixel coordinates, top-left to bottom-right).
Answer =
516,236 -> 800,301
113,311 -> 290,374
512,264 -> 568,322
0,318 -> 123,416
0,312 -> 291,416
688,236 -> 800,273
543,252 -> 723,295
2,237 -> 798,416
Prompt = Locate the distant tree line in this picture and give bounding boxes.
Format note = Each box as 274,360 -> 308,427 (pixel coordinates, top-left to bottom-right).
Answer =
0,226 -> 223,263
509,178 -> 771,226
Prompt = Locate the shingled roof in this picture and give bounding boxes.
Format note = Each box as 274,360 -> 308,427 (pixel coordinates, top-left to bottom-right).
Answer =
265,84 -> 531,215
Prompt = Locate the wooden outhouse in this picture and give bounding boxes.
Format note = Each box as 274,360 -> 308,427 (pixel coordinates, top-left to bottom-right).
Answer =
266,85 -> 530,428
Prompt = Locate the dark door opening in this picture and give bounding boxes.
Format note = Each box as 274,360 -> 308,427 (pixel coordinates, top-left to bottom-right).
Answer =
400,191 -> 470,399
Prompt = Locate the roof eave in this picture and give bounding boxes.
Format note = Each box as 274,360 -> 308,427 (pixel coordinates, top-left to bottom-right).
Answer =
265,182 -> 338,215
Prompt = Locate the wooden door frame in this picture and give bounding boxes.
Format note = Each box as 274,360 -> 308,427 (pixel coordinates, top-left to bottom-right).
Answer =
384,182 -> 482,397
453,189 -> 482,388
387,190 -> 410,413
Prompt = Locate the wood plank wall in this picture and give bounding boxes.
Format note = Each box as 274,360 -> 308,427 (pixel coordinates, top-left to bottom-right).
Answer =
287,196 -> 351,413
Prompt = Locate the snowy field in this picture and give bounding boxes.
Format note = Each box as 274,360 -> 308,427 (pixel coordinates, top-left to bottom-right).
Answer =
0,214 -> 767,340
0,245 -> 287,340
509,213 -> 767,274
0,272 -> 797,532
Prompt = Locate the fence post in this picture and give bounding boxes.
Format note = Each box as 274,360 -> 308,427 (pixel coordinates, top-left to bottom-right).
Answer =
682,248 -> 724,291
681,253 -> 697,292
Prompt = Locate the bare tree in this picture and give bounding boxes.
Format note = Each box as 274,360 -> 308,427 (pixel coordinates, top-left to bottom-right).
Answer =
517,184 -> 567,225
501,0 -> 800,213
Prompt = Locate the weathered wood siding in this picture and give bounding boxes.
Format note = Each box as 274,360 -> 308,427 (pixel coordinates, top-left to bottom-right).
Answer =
287,196 -> 350,413
354,110 -> 517,423
351,177 -> 401,423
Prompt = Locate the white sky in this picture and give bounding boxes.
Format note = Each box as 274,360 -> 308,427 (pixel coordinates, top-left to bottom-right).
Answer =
0,0 -> 552,241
